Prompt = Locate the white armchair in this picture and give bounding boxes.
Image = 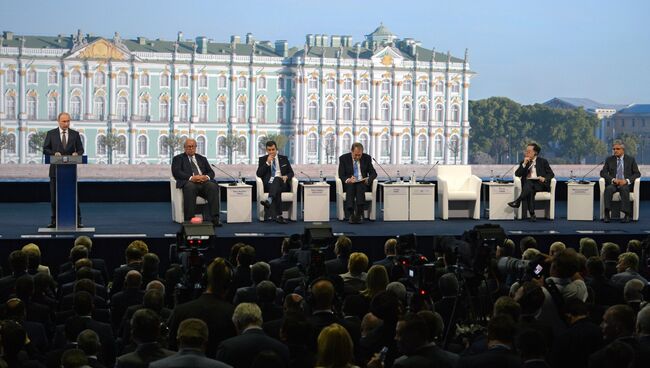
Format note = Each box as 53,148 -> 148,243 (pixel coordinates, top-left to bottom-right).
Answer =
335,176 -> 378,221
599,177 -> 640,221
437,165 -> 482,220
513,177 -> 557,220
170,177 -> 208,223
255,176 -> 299,221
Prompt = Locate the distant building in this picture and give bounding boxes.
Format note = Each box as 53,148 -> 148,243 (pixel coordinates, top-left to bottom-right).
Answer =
0,24 -> 474,165
543,97 -> 628,141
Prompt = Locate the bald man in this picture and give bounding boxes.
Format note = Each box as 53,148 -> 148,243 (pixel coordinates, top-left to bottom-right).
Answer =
172,138 -> 221,226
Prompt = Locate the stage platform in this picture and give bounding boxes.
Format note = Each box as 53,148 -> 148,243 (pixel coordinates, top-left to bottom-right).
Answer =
0,201 -> 648,274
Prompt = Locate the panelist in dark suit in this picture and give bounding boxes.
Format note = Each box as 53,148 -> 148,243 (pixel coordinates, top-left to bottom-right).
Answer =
508,142 -> 554,222
172,138 -> 221,226
600,140 -> 641,223
256,140 -> 294,224
42,112 -> 85,228
338,142 -> 377,224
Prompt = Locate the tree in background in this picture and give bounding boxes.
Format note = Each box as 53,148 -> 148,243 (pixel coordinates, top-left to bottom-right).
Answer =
161,133 -> 185,162
29,130 -> 48,161
223,132 -> 246,164
258,133 -> 288,154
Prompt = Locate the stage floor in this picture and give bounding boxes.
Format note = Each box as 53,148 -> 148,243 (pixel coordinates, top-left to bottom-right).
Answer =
1,201 -> 648,240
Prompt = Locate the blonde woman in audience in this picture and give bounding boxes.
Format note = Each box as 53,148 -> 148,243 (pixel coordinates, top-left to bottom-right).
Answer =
316,323 -> 359,368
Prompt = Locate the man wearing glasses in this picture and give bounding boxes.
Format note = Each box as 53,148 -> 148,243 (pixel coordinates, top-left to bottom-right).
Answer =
43,112 -> 84,228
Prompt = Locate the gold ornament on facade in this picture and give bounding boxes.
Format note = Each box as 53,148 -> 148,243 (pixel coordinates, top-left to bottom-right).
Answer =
380,54 -> 393,66
19,70 -> 26,76
78,40 -> 126,60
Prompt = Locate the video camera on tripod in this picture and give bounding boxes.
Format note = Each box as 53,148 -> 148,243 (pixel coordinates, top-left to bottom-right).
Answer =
169,223 -> 217,302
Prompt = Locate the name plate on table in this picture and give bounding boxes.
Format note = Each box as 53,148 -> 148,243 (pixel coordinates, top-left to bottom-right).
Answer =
570,187 -> 592,196
307,188 -> 329,196
229,188 -> 250,197
385,187 -> 408,195
411,187 -> 434,196
493,186 -> 514,194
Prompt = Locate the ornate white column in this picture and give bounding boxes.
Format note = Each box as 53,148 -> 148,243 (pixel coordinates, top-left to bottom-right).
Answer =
191,67 -> 198,123
108,64 -> 116,118
391,132 -> 397,164
131,70 -> 138,120
84,65 -> 93,120
372,80 -> 379,122
62,64 -> 69,114
443,131 -> 450,164
391,80 -> 398,121
173,71 -> 179,122
462,130 -> 469,165
248,72 -> 257,122
0,68 -> 5,118
228,75 -> 236,123
18,63 -> 26,119
428,131 -> 435,164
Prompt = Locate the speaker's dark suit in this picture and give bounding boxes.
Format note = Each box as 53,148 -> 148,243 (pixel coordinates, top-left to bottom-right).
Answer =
256,154 -> 294,218
216,328 -> 290,368
172,153 -> 220,221
43,127 -> 84,223
514,156 -> 554,216
338,152 -> 377,217
600,154 -> 641,216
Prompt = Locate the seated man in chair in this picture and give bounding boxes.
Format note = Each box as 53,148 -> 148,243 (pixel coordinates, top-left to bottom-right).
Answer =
338,142 -> 377,224
600,140 -> 641,223
172,138 -> 222,226
256,140 -> 294,224
508,142 -> 554,222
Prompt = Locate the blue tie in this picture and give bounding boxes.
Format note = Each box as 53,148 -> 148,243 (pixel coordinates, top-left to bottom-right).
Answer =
353,160 -> 359,179
616,158 -> 624,180
271,159 -> 277,177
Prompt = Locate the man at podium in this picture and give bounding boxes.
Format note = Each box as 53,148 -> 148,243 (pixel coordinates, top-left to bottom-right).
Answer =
338,142 -> 377,224
43,112 -> 84,228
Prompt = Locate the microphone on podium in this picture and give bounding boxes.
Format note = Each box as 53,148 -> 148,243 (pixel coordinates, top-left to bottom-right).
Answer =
496,165 -> 518,183
372,157 -> 394,183
211,164 -> 238,186
578,161 -> 604,184
420,161 -> 440,184
300,171 -> 314,184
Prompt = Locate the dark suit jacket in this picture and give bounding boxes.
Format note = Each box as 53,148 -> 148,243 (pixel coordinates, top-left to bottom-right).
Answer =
216,328 -> 290,368
59,258 -> 109,286
338,152 -> 377,184
268,254 -> 294,286
256,154 -> 294,184
110,288 -> 145,328
150,348 -> 232,368
57,268 -> 105,287
59,282 -> 108,303
43,127 -> 84,177
457,345 -> 522,368
550,318 -> 603,368
115,342 -> 175,368
515,156 -> 554,191
53,316 -> 115,365
325,256 -> 349,276
167,293 -> 237,359
600,154 -> 641,186
111,262 -> 143,296
393,343 -> 459,368
172,153 -> 216,188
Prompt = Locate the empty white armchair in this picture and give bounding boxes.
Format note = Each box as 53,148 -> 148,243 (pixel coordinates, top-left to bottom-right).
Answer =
170,177 -> 208,223
599,177 -> 640,221
437,165 -> 482,220
255,176 -> 299,221
513,177 -> 557,220
335,176 -> 378,221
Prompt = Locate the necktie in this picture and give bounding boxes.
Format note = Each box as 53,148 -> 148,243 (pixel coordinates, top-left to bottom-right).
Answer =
190,156 -> 200,176
271,158 -> 277,177
61,130 -> 67,148
353,160 -> 360,180
527,163 -> 533,179
616,158 -> 624,180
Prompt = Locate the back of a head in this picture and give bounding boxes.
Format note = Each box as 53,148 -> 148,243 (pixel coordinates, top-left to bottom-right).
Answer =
623,279 -> 645,302
348,252 -> 369,275
146,280 -> 166,295
206,257 -> 233,296
131,308 -> 161,343
417,310 -> 444,343
514,282 -> 545,316
487,314 -> 517,344
142,252 -> 160,275
364,265 -> 389,297
75,266 -> 94,282
237,245 -> 256,267
125,241 -> 146,262
438,273 -> 459,297
586,256 -> 605,277
552,248 -> 579,278
370,291 -> 399,323
8,250 -> 27,274
76,329 -> 101,356
73,291 -> 94,316
579,237 -> 599,258
69,245 -> 89,263
143,289 -> 165,312
601,242 -> 621,261
600,340 -> 635,368
74,257 -> 93,271
310,279 -> 335,310
21,243 -> 41,271
549,241 -> 566,256
519,236 -> 537,254
618,252 -> 640,272
74,235 -> 93,251
606,304 -> 636,337
250,261 -> 271,284
280,312 -> 312,345
256,280 -> 277,304
33,272 -> 56,294
1,320 -> 26,358
61,348 -> 89,368
232,302 -> 263,331
637,306 -> 650,335
498,239 -> 515,258
493,296 -> 521,321
125,270 -> 143,288
627,239 -> 642,255
522,248 -> 541,261
317,323 -> 354,368
14,274 -> 34,299
384,238 -> 397,256
335,235 -> 352,257
516,328 -> 547,360
178,318 -> 209,350
5,298 -> 26,321
283,293 -> 305,314
229,243 -> 246,265
386,281 -> 407,303
129,239 -> 149,257
73,278 -> 96,296
397,313 -> 429,354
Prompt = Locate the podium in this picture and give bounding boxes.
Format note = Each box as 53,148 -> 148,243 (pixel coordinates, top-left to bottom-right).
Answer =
301,182 -> 330,222
219,183 -> 252,223
567,182 -> 595,221
409,183 -> 436,221
483,182 -> 516,220
39,155 -> 94,233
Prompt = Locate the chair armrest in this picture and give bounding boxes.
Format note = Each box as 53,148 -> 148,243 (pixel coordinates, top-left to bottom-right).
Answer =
633,177 -> 640,193
335,176 -> 343,194
550,177 -> 557,192
255,176 -> 264,198
371,178 -> 378,194
291,177 -> 299,194
437,178 -> 449,196
470,175 -> 482,192
598,177 -> 606,195
514,176 -> 522,189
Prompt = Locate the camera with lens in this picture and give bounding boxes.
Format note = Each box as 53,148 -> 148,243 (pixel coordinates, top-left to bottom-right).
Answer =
169,223 -> 217,302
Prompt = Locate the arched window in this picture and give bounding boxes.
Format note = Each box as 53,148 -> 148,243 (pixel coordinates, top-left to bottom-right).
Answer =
196,136 -> 206,156
117,97 -> 128,121
116,135 -> 127,155
449,135 -> 460,160
237,100 -> 246,122
238,76 -> 247,89
360,78 -> 369,92
238,136 -> 248,156
27,96 -> 37,119
6,70 -> 16,84
180,74 -> 189,88
217,136 -> 227,156
160,73 -> 169,88
434,135 -> 443,158
418,80 -> 428,93
380,134 -> 390,158
308,101 -> 318,121
27,133 -> 38,154
360,102 -> 369,122
342,134 -> 352,152
307,133 -> 318,156
48,70 -> 58,84
6,134 -> 16,154
451,105 -> 460,122
97,135 -> 107,155
48,97 -> 58,120
326,77 -> 335,90
324,134 -> 336,161
276,101 -> 285,123
344,78 -> 352,91
140,73 -> 150,87
27,70 -> 37,84
401,135 -> 411,157
382,79 -> 391,93
326,102 -> 335,121
70,96 -> 82,119
139,99 -> 150,119
257,136 -> 267,156
257,76 -> 266,90
117,72 -> 128,86
419,104 -> 428,122
403,79 -> 412,92
158,135 -> 169,156
179,100 -> 189,122
198,100 -> 208,122
291,100 -> 296,120
308,76 -> 319,90
417,135 -> 427,158
94,71 -> 105,86
6,96 -> 16,119
93,97 -> 105,120
198,75 -> 208,88
402,103 -> 412,122
381,103 -> 390,121
277,76 -> 285,90
71,70 -> 82,85
217,100 -> 226,122
218,75 -> 227,89
451,83 -> 460,93
343,102 -> 352,121
435,81 -> 444,93
360,134 -> 369,152
137,136 -> 147,156
435,104 -> 444,122
159,100 -> 169,121
257,100 -> 266,123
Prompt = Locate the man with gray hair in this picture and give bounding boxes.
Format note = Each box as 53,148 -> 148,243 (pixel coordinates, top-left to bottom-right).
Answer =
151,318 -> 232,368
600,140 -> 641,223
233,261 -> 283,305
637,306 -> 650,364
612,252 -> 649,289
216,303 -> 289,368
